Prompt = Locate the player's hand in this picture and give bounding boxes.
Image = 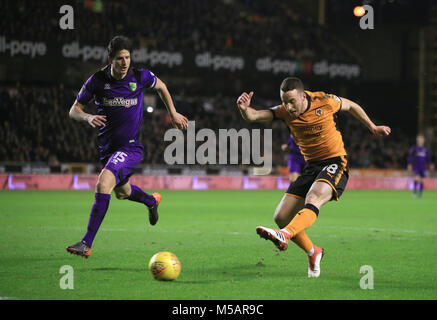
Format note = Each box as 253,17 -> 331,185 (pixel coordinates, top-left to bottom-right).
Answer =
170,112 -> 188,130
281,144 -> 288,151
237,91 -> 254,111
372,125 -> 391,136
86,114 -> 107,128
407,164 -> 412,172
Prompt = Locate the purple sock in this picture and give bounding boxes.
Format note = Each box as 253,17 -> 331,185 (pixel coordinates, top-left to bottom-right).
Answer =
414,181 -> 418,193
128,185 -> 156,207
82,193 -> 111,247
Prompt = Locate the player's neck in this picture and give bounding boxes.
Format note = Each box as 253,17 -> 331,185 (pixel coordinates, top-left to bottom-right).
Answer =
301,93 -> 309,114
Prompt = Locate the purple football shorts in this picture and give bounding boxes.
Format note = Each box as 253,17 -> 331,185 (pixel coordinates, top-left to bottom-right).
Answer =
101,145 -> 143,187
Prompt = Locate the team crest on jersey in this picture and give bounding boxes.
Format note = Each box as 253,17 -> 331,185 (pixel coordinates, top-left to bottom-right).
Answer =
315,108 -> 324,116
104,83 -> 111,90
129,82 -> 137,91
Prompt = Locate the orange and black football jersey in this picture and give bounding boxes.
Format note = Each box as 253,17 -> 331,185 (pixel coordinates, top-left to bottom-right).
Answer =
271,90 -> 347,162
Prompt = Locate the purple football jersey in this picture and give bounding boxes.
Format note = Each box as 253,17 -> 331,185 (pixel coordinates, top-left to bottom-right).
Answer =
76,65 -> 157,160
408,145 -> 431,173
286,135 -> 306,173
287,135 -> 305,162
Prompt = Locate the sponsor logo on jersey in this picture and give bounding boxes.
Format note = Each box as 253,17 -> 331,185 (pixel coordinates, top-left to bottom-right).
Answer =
102,97 -> 138,108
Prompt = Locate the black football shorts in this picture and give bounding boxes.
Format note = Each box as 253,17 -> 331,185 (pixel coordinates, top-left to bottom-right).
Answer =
286,156 -> 349,201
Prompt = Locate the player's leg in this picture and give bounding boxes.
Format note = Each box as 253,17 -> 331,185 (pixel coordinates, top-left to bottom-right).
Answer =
273,194 -> 304,228
416,175 -> 424,197
281,181 -> 332,238
273,194 -> 315,254
258,193 -> 317,252
66,169 -> 116,258
113,181 -> 161,225
413,175 -> 419,197
257,164 -> 317,252
110,145 -> 161,224
280,157 -> 349,277
282,157 -> 348,238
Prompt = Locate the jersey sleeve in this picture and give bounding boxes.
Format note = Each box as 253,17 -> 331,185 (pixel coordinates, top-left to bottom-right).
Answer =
140,69 -> 157,89
76,75 -> 95,105
269,105 -> 287,121
327,94 -> 342,113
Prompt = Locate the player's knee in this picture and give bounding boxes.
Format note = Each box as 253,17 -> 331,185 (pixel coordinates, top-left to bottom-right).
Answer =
95,180 -> 113,194
305,193 -> 324,207
306,188 -> 331,207
96,170 -> 116,194
305,191 -> 317,204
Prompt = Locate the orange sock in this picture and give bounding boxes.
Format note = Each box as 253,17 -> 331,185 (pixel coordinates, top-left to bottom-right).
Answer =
282,207 -> 318,238
291,231 -> 314,253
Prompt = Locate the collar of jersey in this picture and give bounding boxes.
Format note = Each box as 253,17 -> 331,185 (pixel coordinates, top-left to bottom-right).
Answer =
302,92 -> 311,115
103,64 -> 133,81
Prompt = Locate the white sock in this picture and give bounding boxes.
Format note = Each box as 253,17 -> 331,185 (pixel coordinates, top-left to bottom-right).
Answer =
307,247 -> 315,256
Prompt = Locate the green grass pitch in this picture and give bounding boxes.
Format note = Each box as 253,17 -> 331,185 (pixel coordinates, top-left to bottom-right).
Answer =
0,189 -> 436,300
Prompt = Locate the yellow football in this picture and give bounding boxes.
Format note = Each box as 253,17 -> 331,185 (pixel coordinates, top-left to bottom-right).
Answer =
148,251 -> 181,281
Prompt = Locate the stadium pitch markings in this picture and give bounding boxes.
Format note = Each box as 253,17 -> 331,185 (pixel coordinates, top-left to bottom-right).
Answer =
2,224 -> 437,236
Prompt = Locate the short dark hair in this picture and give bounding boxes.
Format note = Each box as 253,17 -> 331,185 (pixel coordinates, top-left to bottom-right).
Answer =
107,36 -> 133,58
280,77 -> 304,92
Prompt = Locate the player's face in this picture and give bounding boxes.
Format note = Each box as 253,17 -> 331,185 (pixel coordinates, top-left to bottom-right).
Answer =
281,89 -> 307,119
417,135 -> 425,147
110,49 -> 131,78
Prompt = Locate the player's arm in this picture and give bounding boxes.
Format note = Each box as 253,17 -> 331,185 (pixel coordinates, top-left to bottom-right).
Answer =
236,91 -> 274,123
153,77 -> 188,130
340,97 -> 391,136
69,100 -> 106,128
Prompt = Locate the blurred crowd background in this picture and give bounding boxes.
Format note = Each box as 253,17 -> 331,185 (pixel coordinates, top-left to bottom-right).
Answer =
0,0 -> 433,172
0,0 -> 355,62
0,84 -> 412,169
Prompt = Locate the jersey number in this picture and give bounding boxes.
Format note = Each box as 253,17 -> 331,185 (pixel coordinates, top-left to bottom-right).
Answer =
111,152 -> 128,164
323,164 -> 338,175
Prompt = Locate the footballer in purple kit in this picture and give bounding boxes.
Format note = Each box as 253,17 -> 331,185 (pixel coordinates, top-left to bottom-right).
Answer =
66,36 -> 188,258
407,134 -> 434,198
